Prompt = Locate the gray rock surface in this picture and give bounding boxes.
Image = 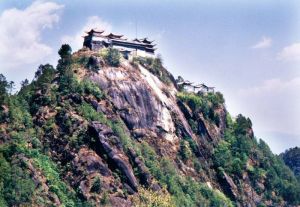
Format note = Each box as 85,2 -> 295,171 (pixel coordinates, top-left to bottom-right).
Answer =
89,121 -> 138,192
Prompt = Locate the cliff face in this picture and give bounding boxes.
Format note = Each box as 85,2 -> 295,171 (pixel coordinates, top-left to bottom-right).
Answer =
0,47 -> 299,207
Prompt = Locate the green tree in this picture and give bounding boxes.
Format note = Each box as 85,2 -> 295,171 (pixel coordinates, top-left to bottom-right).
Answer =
20,79 -> 29,88
213,140 -> 232,172
57,44 -> 72,75
0,74 -> 9,105
234,114 -> 252,136
34,64 -> 56,89
56,44 -> 77,93
58,44 -> 72,60
90,177 -> 101,194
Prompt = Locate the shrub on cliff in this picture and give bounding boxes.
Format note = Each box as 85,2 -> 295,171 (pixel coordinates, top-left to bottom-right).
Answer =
101,48 -> 120,67
91,177 -> 101,193
177,92 -> 221,126
131,56 -> 173,85
179,140 -> 192,162
132,187 -> 175,207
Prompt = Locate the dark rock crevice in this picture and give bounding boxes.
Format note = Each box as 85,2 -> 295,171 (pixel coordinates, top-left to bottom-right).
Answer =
88,121 -> 138,192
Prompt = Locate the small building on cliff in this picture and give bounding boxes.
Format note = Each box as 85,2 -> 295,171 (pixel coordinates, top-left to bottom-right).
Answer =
83,29 -> 156,58
176,76 -> 215,93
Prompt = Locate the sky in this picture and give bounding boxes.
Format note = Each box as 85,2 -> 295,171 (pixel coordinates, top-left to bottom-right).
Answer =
0,0 -> 299,153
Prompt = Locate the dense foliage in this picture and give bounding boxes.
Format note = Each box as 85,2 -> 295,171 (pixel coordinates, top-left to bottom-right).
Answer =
0,97 -> 87,206
0,45 -> 94,206
138,141 -> 233,206
280,147 -> 300,182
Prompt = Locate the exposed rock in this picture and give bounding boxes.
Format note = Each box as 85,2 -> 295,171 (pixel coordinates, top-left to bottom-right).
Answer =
72,147 -> 111,176
150,183 -> 161,192
110,196 -> 132,207
177,100 -> 193,119
0,104 -> 9,113
71,147 -> 122,202
123,183 -> 136,195
89,63 -> 195,143
89,121 -> 138,192
221,172 -> 239,200
242,181 -> 261,207
128,148 -> 152,187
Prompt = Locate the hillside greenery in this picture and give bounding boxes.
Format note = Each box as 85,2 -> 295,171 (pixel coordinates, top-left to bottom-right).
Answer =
177,91 -> 224,126
280,147 -> 300,182
213,114 -> 300,204
0,44 -> 299,206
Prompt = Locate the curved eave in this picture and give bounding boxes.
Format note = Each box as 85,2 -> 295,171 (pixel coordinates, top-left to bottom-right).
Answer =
145,47 -> 157,50
139,38 -> 154,44
85,29 -> 105,34
105,33 -> 124,39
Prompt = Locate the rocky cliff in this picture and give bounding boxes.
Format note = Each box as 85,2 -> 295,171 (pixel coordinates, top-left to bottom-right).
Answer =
0,46 -> 299,207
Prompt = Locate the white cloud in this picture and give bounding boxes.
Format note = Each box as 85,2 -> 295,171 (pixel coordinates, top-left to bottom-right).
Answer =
236,77 -> 300,153
251,36 -> 272,49
0,1 -> 64,68
277,42 -> 300,61
238,77 -> 300,136
61,16 -> 112,51
239,78 -> 300,96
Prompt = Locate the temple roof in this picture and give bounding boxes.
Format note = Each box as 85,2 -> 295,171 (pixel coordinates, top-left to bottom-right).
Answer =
198,84 -> 215,90
145,46 -> 157,51
199,83 -> 208,88
111,38 -> 156,49
85,29 -> 104,34
177,80 -> 193,85
192,85 -> 202,88
132,38 -> 141,42
105,33 -> 124,39
145,44 -> 156,48
139,38 -> 154,44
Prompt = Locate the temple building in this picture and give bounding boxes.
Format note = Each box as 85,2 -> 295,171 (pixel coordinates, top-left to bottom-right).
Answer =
176,77 -> 215,93
177,80 -> 195,92
83,29 -> 156,58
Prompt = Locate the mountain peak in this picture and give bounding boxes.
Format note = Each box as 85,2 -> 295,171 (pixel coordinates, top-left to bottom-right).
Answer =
0,44 -> 299,206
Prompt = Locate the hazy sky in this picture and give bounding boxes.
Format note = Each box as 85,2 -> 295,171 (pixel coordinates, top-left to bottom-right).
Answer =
0,0 -> 299,153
